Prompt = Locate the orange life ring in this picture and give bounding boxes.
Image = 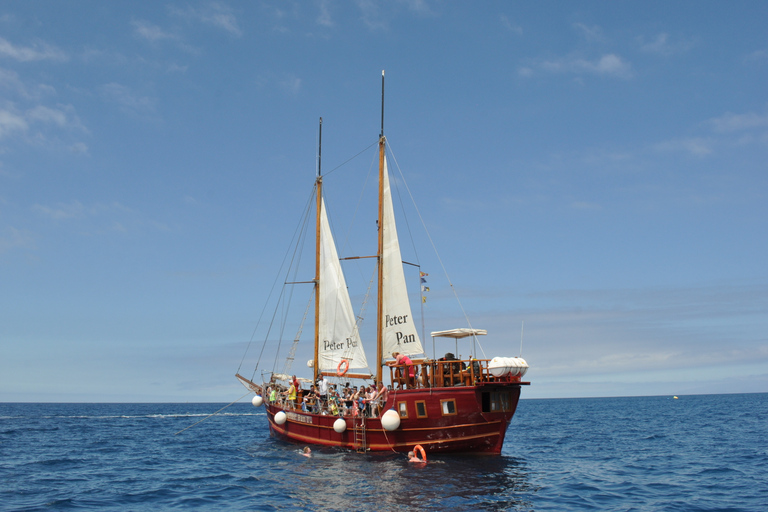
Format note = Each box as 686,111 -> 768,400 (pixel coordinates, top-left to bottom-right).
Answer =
337,359 -> 350,377
413,444 -> 427,462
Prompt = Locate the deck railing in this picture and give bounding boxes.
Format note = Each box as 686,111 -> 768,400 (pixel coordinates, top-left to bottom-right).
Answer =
388,358 -> 523,390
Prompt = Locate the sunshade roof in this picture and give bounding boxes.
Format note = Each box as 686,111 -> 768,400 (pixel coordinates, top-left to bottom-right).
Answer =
430,328 -> 487,339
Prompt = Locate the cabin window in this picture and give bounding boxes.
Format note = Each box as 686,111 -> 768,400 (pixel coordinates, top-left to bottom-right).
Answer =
397,401 -> 408,418
440,399 -> 456,416
482,390 -> 513,412
415,401 -> 427,418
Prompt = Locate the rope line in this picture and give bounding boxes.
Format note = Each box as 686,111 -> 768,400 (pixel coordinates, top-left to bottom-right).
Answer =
173,392 -> 252,436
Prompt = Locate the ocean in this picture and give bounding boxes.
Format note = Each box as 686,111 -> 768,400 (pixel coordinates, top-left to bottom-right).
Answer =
1,394 -> 765,511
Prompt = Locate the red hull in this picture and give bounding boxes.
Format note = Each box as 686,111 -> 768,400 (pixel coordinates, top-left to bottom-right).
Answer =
265,383 -> 525,454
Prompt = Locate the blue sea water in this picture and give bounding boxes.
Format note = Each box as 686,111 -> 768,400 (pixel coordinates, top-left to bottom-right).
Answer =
1,394 -> 766,511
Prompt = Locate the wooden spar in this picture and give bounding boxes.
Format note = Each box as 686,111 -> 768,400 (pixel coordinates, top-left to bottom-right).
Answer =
313,117 -> 322,382
376,70 -> 385,385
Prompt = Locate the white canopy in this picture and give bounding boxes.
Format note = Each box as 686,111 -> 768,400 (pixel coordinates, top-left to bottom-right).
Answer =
430,328 -> 487,339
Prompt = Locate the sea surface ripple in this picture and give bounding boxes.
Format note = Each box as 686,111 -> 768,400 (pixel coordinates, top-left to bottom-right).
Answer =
1,394 -> 765,511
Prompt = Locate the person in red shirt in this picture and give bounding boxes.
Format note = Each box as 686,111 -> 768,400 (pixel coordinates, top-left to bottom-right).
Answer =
389,352 -> 415,388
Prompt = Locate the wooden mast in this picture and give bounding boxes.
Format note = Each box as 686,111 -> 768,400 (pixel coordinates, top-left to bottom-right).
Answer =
313,117 -> 322,383
376,71 -> 385,385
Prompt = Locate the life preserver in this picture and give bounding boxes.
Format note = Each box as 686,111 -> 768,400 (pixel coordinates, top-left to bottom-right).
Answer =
413,444 -> 427,462
337,359 -> 350,376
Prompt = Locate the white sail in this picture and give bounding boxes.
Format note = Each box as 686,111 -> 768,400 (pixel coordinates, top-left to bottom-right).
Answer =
317,198 -> 369,372
380,155 -> 424,358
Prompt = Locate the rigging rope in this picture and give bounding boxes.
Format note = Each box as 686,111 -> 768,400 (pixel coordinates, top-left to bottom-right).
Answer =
387,141 -> 487,358
239,181 -> 317,379
173,391 -> 252,436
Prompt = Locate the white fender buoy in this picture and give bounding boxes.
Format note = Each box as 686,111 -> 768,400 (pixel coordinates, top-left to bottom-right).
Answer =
381,409 -> 401,431
333,418 -> 347,433
307,359 -> 314,368
274,411 -> 287,425
252,395 -> 263,407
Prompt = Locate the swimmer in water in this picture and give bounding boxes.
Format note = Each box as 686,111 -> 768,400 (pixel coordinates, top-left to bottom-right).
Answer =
302,446 -> 311,457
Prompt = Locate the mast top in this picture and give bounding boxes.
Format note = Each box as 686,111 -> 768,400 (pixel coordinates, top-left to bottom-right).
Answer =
380,70 -> 385,139
317,117 -> 323,178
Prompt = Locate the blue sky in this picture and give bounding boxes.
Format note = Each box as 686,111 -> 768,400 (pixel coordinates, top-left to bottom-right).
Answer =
1,1 -> 766,402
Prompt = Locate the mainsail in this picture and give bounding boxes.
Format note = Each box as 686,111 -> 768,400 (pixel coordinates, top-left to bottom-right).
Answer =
380,155 -> 424,358
317,198 -> 369,372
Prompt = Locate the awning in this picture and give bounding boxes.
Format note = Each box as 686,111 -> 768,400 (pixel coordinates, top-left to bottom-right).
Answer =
430,328 -> 487,339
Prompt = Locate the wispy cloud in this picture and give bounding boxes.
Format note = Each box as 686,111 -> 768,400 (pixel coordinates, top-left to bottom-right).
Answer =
355,0 -> 388,31
33,200 -> 87,221
0,226 -> 35,254
500,15 -> 523,36
743,48 -> 768,64
0,67 -> 56,100
171,2 -> 243,37
573,22 -> 604,42
99,83 -> 157,117
638,33 -> 695,56
0,108 -> 28,139
0,37 -> 68,62
317,0 -> 334,27
399,0 -> 435,15
279,76 -> 302,95
706,110 -> 768,133
132,20 -> 180,43
530,53 -> 633,80
32,201 -> 168,234
653,137 -> 712,156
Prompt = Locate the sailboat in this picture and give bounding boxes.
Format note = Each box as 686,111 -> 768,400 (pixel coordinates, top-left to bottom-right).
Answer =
236,72 -> 529,454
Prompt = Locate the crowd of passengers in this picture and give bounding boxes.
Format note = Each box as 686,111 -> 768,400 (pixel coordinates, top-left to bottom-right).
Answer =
265,377 -> 389,418
264,353 -> 486,416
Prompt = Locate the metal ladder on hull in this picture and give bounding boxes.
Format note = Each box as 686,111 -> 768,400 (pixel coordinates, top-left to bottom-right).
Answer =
353,414 -> 367,453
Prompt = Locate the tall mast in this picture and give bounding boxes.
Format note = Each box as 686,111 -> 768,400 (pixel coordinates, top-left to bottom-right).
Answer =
376,71 -> 385,384
314,117 -> 322,382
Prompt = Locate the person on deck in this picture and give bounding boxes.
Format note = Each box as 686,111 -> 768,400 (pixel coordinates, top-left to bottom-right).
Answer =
318,376 -> 329,402
284,381 -> 297,409
366,385 -> 377,417
303,385 -> 318,413
373,381 -> 388,417
388,352 -> 415,389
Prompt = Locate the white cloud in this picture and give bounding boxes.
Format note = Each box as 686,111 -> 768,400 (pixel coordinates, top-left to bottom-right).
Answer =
500,15 -> 523,36
0,226 -> 34,254
99,83 -> 157,116
171,2 -> 243,37
0,109 -> 28,138
573,22 -> 603,42
26,105 -> 68,127
743,48 -> 768,64
317,0 -> 334,27
0,37 -> 68,62
653,137 -> 712,156
70,142 -> 89,154
517,67 -> 533,78
706,110 -> 768,133
638,33 -> 695,56
132,20 -> 179,42
280,76 -> 302,95
570,201 -> 602,211
535,53 -> 633,79
399,0 -> 434,15
33,200 -> 86,221
355,0 -> 388,31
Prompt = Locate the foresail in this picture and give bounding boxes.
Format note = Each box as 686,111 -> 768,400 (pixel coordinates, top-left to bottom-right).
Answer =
317,198 -> 369,372
380,156 -> 424,358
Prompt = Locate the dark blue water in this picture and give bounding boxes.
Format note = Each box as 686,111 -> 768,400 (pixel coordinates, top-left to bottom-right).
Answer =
1,394 -> 765,511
